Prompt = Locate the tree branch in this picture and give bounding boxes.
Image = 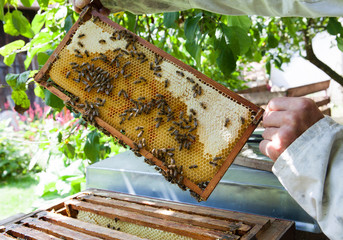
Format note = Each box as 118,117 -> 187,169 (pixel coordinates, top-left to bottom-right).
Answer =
303,19 -> 343,87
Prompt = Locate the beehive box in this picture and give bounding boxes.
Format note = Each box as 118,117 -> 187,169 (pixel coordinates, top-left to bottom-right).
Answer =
34,7 -> 264,201
0,189 -> 295,240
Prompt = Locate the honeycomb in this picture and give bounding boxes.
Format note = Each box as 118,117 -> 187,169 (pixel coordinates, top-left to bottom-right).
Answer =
77,210 -> 195,240
44,13 -> 259,200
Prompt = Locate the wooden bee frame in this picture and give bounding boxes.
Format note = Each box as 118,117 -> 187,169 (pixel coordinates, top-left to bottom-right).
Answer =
34,6 -> 264,201
0,189 -> 294,239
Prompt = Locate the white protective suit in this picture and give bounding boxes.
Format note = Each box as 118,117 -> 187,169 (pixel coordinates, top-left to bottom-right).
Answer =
99,0 -> 343,238
101,0 -> 343,17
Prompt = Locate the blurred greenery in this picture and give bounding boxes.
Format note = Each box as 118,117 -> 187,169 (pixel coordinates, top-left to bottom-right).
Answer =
0,175 -> 39,220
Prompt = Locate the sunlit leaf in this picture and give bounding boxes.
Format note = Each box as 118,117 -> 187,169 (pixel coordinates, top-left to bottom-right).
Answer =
221,24 -> 251,55
37,0 -> 49,9
11,10 -> 34,38
11,90 -> 30,109
3,12 -> 20,36
3,53 -> 16,66
20,0 -> 34,7
227,15 -> 251,32
0,0 -> 4,21
31,13 -> 46,34
34,85 -> 45,99
0,40 -> 25,56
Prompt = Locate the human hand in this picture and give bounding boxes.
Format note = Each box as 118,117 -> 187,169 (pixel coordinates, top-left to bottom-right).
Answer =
72,0 -> 111,16
259,97 -> 324,161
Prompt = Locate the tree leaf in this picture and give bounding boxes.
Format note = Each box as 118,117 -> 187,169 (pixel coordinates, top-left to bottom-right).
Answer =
11,90 -> 30,109
184,16 -> 201,41
11,10 -> 34,38
34,85 -> 45,99
267,33 -> 279,48
5,73 -> 20,89
216,37 -> 237,77
221,24 -> 251,55
0,40 -> 24,56
336,36 -> 343,52
3,53 -> 16,66
227,15 -> 251,32
327,17 -> 342,35
24,43 -> 52,69
163,12 -> 179,28
20,0 -> 34,7
37,52 -> 50,67
31,13 -> 46,34
185,40 -> 201,66
64,14 -> 73,33
126,12 -> 136,32
84,130 -> 100,163
37,0 -> 49,9
44,89 -> 65,111
63,143 -> 75,159
0,0 -> 4,21
57,132 -> 62,143
3,12 -> 20,36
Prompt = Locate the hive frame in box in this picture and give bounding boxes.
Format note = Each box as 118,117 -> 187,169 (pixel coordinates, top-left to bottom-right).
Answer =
34,6 -> 264,201
0,189 -> 295,239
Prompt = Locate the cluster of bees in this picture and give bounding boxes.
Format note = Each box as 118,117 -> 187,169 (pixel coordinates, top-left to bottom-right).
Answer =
106,217 -> 120,231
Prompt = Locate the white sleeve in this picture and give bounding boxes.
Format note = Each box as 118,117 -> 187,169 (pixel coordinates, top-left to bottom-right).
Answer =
100,0 -> 343,17
272,116 -> 343,240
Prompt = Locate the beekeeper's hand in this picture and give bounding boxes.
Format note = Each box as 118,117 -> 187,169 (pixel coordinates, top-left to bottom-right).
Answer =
72,0 -> 110,16
259,97 -> 324,161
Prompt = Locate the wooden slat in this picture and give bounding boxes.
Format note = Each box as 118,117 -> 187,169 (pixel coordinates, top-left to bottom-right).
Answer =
0,233 -> 16,239
286,80 -> 330,97
256,219 -> 295,240
314,96 -> 330,107
233,156 -> 273,172
65,199 -> 238,240
241,224 -> 266,240
237,85 -> 270,94
36,211 -> 147,240
77,194 -> 251,233
6,224 -> 60,240
320,105 -> 331,116
86,189 -> 272,226
21,218 -> 102,240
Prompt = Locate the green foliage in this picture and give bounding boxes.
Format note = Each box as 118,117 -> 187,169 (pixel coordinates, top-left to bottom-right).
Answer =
44,89 -> 65,111
0,121 -> 41,179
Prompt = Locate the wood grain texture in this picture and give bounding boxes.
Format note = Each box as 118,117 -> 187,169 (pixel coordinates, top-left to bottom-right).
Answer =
85,189 -> 273,226
6,224 -> 61,240
36,211 -> 147,240
65,199 -> 236,240
76,194 -> 252,232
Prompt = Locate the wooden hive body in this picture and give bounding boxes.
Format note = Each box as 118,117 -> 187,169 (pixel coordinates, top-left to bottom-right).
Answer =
0,189 -> 294,239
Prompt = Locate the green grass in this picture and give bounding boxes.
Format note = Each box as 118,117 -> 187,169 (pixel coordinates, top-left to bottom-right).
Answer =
0,175 -> 40,221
